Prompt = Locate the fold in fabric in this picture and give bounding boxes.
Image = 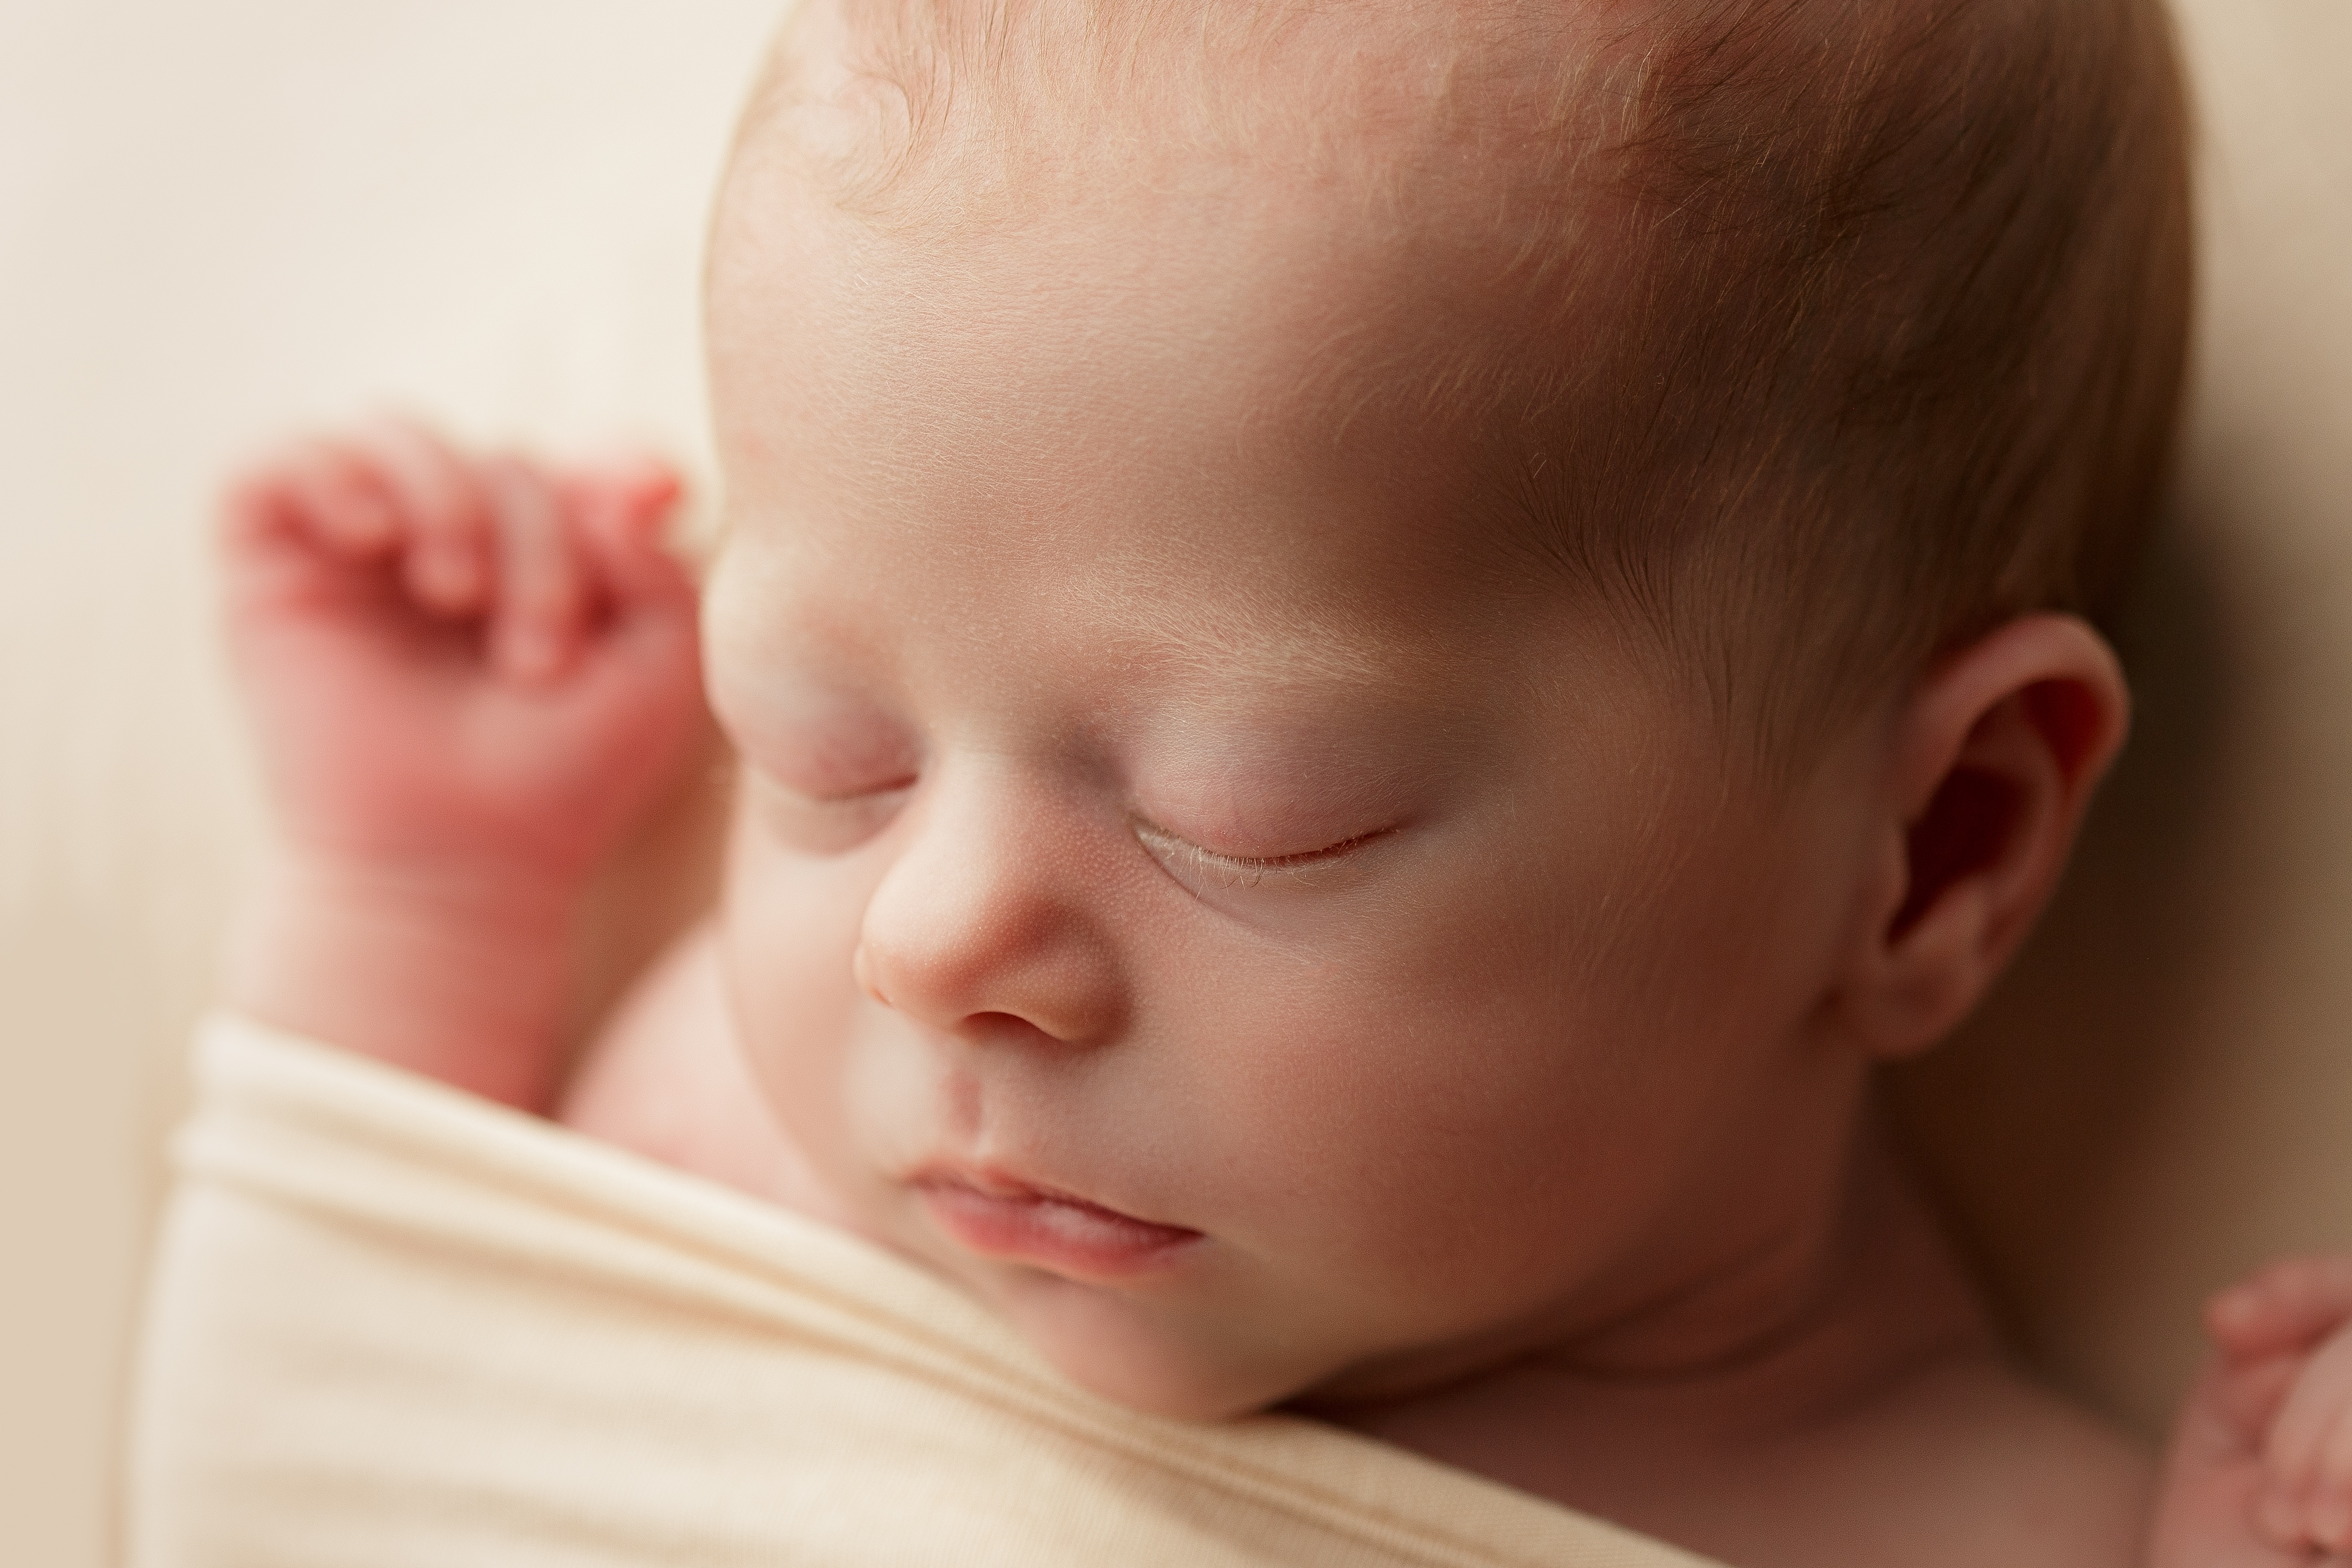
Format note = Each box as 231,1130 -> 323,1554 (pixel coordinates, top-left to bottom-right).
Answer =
126,1015 -> 1720,1568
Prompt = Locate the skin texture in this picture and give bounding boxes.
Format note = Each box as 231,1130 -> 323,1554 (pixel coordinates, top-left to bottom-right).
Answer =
218,418 -> 703,1106
603,68 -> 2153,1566
214,15 -> 2224,1568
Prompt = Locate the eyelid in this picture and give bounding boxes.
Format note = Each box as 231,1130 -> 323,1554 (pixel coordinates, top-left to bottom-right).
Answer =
745,767 -> 914,856
792,774 -> 918,805
1130,818 -> 1391,888
748,761 -> 917,807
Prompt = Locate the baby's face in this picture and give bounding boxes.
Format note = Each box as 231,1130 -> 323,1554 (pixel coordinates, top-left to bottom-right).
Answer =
701,125 -> 1886,1419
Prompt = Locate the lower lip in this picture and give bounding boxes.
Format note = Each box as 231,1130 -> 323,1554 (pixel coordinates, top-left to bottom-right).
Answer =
916,1181 -> 1201,1280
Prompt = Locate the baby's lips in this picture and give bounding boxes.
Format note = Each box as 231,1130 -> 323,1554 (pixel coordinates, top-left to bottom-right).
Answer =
912,1170 -> 1202,1282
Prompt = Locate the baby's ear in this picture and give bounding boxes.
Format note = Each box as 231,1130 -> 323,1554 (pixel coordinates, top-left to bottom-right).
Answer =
1836,614 -> 2129,1059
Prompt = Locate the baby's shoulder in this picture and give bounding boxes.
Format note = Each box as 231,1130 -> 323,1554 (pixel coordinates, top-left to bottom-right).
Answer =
1829,1347 -> 2151,1568
1340,1338 -> 2151,1568
1659,1344 -> 2152,1568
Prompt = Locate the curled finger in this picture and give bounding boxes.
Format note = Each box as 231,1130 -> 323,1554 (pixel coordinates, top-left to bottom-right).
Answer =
360,414 -> 496,616
482,455 -> 588,683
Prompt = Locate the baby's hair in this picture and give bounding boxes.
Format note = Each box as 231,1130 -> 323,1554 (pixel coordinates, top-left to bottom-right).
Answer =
735,0 -> 2192,761
1588,0 -> 2194,752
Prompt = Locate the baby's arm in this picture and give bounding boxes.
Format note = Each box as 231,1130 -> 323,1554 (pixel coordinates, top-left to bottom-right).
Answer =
2152,1258 -> 2352,1567
217,418 -> 704,1109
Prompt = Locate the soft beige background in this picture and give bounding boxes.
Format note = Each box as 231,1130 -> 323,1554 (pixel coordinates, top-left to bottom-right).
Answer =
0,5 -> 776,1562
1891,0 -> 2352,1437
0,2 -> 2347,1564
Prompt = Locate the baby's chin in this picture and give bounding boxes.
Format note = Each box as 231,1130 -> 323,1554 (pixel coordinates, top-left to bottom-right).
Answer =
988,1267 -> 1333,1423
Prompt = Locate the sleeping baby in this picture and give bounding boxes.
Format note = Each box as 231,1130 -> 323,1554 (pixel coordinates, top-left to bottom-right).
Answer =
211,0 -> 2352,1563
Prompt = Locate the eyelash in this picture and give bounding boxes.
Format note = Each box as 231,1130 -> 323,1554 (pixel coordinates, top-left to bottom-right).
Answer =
802,778 -> 916,805
758,768 -> 1386,887
747,770 -> 913,852
1130,819 -> 1387,888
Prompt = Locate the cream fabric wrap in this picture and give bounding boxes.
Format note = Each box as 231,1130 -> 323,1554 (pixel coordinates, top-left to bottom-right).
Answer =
126,1016 -> 1720,1568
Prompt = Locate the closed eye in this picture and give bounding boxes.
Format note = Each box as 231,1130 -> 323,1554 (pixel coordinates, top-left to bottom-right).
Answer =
746,769 -> 916,855
1130,818 -> 1393,890
797,775 -> 918,805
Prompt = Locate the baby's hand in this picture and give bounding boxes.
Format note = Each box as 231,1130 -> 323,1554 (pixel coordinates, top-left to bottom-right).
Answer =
2215,1259 -> 2352,1554
220,416 -> 703,883
2153,1258 -> 2352,1567
217,417 -> 705,1105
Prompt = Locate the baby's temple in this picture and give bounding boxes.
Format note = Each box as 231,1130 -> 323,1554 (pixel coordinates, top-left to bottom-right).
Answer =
16,1 -> 2347,1566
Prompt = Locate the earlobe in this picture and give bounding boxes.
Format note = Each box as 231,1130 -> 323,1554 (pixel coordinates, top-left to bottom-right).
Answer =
1842,614 -> 2130,1059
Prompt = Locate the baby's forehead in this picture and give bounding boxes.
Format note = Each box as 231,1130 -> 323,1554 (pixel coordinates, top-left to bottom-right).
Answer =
742,0 -> 1651,237
720,3 -> 1671,488
707,6 -> 1731,714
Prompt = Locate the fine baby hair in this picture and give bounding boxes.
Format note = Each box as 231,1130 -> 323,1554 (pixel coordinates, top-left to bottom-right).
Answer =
740,0 -> 2193,747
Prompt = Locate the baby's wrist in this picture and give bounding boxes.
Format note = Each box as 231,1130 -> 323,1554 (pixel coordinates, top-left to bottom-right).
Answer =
224,855 -> 584,1110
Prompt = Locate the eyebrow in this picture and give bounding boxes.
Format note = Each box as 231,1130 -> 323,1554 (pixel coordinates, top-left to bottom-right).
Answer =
1064,579 -> 1491,707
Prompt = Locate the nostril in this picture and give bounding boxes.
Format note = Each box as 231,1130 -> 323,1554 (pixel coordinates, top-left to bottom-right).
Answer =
964,1010 -> 1055,1048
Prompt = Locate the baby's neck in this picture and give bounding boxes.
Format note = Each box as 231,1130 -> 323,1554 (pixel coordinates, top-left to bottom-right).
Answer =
1311,1116 -> 1962,1399
1307,1127 -> 2145,1568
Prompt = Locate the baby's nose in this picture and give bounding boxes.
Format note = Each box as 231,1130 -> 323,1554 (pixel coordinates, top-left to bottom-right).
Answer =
851,775 -> 1124,1049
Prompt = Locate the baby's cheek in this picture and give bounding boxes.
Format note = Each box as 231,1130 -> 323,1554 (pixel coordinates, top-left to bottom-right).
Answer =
1210,885 -> 1690,1299
719,830 -> 868,1115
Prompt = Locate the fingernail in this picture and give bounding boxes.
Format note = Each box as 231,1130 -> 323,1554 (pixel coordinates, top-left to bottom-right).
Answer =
2261,1488 -> 2307,1546
347,495 -> 395,548
2210,1286 -> 2261,1328
504,626 -> 562,681
424,549 -> 480,601
613,457 -> 680,509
